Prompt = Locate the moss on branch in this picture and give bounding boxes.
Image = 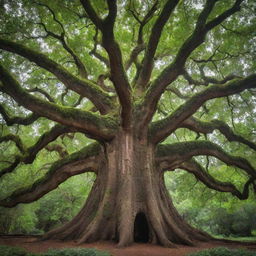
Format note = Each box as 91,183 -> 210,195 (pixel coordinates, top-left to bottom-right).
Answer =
150,74 -> 256,143
156,141 -> 256,178
0,38 -> 114,114
0,64 -> 118,140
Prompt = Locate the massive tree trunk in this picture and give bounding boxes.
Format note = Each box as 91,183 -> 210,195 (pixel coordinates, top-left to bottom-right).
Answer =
43,129 -> 211,247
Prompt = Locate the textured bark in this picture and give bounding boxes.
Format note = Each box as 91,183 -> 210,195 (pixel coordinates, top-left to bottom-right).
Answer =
43,130 -> 212,247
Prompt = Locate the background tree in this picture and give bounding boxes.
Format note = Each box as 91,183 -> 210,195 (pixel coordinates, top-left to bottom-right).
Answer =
0,0 -> 255,247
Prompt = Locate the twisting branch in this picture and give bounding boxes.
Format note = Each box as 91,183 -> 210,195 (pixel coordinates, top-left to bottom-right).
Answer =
0,38 -> 114,114
136,0 -> 179,89
35,2 -> 88,78
79,0 -> 103,30
125,1 -> 158,71
150,74 -> 256,143
81,0 -> 132,128
156,141 -> 256,178
166,87 -> 189,99
179,159 -> 254,200
141,0 -> 244,128
183,69 -> 240,87
0,64 -> 118,141
180,117 -> 256,151
0,104 -> 39,126
26,87 -> 55,103
0,143 -> 102,207
125,44 -> 145,71
0,124 -> 72,178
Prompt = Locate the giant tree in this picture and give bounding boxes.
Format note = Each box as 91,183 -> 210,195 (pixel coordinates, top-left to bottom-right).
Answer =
0,0 -> 256,247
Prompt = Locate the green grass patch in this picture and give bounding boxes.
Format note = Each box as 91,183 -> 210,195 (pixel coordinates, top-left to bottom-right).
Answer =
42,248 -> 111,256
187,247 -> 256,256
0,245 -> 111,256
0,245 -> 36,256
214,235 -> 256,242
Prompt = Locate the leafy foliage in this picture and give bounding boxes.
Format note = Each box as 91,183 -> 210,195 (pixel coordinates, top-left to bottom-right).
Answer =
42,248 -> 111,256
187,247 -> 256,256
0,245 -> 32,256
0,246 -> 111,256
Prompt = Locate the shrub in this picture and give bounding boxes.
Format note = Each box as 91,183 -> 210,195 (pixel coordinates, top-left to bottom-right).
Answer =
187,247 -> 256,256
42,248 -> 111,256
0,245 -> 29,256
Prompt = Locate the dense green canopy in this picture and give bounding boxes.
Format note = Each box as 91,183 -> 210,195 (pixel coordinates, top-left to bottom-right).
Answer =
0,0 -> 255,247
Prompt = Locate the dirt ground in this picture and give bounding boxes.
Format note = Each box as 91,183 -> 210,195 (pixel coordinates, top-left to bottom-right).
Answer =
1,236 -> 256,256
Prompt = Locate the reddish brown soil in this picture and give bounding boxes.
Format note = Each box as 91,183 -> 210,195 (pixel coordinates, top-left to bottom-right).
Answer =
1,236 -> 256,256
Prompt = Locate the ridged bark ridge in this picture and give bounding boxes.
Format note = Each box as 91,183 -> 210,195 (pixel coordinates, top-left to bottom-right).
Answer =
43,129 -> 212,247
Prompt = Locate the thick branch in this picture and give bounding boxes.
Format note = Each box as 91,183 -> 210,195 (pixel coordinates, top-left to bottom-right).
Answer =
102,2 -> 132,128
136,0 -> 179,89
180,117 -> 256,151
0,38 -> 113,114
125,1 -> 158,71
0,64 -> 118,141
0,143 -> 102,208
172,159 -> 254,200
0,104 -> 39,126
150,74 -> 256,143
156,141 -> 256,178
89,29 -> 110,68
79,0 -> 103,30
81,0 -> 132,127
179,159 -> 254,200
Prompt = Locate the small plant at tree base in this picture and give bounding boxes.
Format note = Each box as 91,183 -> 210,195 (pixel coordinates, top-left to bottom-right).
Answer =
42,248 -> 111,256
187,247 -> 256,256
0,245 -> 32,256
0,0 -> 256,248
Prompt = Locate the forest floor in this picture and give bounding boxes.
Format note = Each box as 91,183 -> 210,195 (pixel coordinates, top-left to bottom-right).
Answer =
1,235 -> 256,256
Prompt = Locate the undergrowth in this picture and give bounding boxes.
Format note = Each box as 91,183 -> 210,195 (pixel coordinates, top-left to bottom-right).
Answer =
0,245 -> 111,256
187,247 -> 256,256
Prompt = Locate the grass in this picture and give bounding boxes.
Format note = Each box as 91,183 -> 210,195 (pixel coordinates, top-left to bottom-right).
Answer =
214,235 -> 256,242
187,247 -> 256,256
0,245 -> 112,256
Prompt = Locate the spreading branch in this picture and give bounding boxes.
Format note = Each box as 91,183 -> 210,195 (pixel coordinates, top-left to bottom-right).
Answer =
89,28 -> 110,68
156,141 -> 256,178
179,159 -> 254,200
150,74 -> 256,143
0,64 -> 118,141
136,0 -> 179,89
125,1 -> 158,71
183,69 -> 240,87
0,38 -> 113,114
0,143 -> 102,207
180,117 -> 256,151
81,0 -> 132,128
